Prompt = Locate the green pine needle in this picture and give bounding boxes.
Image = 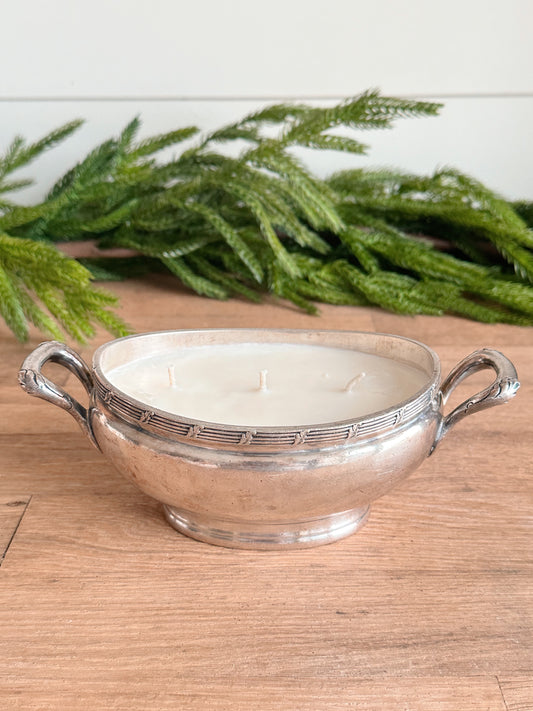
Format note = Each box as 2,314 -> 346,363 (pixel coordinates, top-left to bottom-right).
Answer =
0,234 -> 129,342
1,90 -> 532,342
0,120 -> 83,183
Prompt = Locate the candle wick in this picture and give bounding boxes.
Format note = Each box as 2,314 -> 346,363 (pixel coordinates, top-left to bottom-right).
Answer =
168,365 -> 176,388
344,372 -> 366,393
258,369 -> 269,392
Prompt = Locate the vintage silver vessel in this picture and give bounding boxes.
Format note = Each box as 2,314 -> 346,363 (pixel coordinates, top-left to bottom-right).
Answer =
19,329 -> 519,549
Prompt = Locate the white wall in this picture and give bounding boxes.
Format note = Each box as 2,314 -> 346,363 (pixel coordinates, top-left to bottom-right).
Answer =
1,1 -> 532,200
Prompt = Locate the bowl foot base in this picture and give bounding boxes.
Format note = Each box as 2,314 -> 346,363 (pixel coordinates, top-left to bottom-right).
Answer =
162,505 -> 370,549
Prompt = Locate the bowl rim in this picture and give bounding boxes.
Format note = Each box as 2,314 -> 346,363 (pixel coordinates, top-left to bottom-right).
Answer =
92,328 -> 441,450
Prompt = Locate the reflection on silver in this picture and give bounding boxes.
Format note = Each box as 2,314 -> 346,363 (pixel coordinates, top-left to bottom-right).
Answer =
19,330 -> 519,549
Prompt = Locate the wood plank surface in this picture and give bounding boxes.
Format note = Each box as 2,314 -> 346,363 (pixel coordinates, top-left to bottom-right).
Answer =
0,678 -> 510,711
0,277 -> 531,710
499,678 -> 533,710
0,496 -> 31,565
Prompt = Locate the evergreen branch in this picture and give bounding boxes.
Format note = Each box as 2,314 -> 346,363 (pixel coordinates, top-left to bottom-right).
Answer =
1,90 -> 532,342
154,163 -> 304,277
16,286 -> 65,340
346,220 -> 533,318
0,120 -> 83,181
296,134 -> 368,154
183,202 -> 264,282
331,168 -> 533,279
239,192 -> 301,278
110,227 -> 218,258
282,91 -> 441,144
49,200 -> 139,238
0,178 -> 34,195
127,126 -> 199,160
117,116 -> 142,152
245,145 -> 343,233
46,138 -> 120,200
0,193 -> 71,231
0,234 -> 129,342
339,228 -> 380,273
161,256 -> 228,299
0,260 -> 28,340
175,156 -> 332,253
237,103 -> 312,125
0,137 -> 24,180
203,125 -> 261,145
187,253 -> 262,303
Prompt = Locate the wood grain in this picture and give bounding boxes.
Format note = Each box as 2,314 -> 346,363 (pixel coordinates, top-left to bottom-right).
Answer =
1,278 -> 531,709
0,678 -> 509,711
498,678 -> 533,711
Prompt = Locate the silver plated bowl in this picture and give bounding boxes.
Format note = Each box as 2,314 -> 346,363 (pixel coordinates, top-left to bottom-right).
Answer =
19,329 -> 519,549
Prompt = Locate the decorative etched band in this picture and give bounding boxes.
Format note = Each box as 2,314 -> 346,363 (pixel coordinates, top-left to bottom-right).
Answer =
95,378 -> 433,450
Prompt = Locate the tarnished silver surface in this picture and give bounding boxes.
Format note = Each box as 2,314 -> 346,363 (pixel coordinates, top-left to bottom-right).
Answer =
432,348 -> 521,450
19,329 -> 520,549
18,340 -> 98,448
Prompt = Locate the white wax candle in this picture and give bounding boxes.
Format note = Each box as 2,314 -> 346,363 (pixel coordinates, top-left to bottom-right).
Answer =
106,343 -> 428,427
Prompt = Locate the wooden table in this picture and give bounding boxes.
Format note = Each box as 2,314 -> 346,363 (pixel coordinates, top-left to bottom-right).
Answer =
1,277 -> 532,710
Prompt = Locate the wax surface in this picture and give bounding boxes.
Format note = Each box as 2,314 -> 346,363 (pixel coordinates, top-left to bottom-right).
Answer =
105,343 -> 428,426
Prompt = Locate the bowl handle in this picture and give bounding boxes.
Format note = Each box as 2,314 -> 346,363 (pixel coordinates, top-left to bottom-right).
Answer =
18,340 -> 98,448
431,348 -> 519,453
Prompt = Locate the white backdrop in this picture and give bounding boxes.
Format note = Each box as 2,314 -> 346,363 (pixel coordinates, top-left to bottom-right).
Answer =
1,0 -> 531,200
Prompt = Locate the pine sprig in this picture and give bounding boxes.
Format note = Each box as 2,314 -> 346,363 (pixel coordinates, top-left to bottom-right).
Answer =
0,120 -> 83,185
0,234 -> 129,342
330,168 -> 533,279
1,90 -> 532,342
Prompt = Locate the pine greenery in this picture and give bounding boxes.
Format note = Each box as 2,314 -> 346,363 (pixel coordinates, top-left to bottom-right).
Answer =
1,90 -> 532,342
